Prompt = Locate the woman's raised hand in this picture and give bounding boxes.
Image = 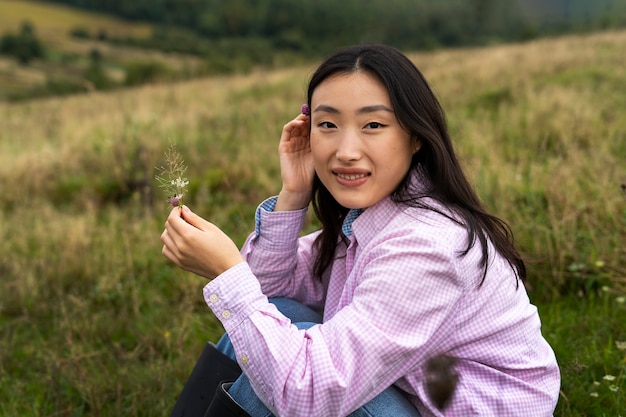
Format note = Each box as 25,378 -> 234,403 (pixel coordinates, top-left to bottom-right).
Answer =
161,206 -> 244,280
275,112 -> 314,211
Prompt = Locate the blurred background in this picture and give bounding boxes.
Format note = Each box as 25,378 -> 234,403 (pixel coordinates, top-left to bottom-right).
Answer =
1,0 -> 626,101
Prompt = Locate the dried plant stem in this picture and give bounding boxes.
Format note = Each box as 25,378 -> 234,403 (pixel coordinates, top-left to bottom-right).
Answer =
155,143 -> 189,207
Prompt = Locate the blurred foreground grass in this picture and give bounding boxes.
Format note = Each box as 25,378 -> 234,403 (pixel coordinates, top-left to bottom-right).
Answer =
0,30 -> 625,416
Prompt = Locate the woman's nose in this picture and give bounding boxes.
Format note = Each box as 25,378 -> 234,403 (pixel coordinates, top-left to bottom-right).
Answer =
335,131 -> 362,162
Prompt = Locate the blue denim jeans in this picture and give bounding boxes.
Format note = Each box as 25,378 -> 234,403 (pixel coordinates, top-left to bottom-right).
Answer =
215,298 -> 421,417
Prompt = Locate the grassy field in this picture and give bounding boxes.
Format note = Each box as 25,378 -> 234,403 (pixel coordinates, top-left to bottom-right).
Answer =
0,0 -> 151,38
0,0 -> 203,100
0,28 -> 625,416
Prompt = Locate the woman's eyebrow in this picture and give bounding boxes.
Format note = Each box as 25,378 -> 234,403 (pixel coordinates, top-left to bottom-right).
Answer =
356,104 -> 394,114
313,104 -> 394,114
313,104 -> 339,114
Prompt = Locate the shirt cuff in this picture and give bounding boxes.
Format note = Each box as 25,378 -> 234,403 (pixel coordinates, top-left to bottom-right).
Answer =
254,196 -> 278,237
253,196 -> 308,251
203,262 -> 267,333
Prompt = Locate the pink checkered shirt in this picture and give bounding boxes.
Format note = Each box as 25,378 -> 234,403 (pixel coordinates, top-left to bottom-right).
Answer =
204,195 -> 560,417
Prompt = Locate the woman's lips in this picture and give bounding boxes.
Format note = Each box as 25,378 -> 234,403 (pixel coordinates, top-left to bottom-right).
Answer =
333,170 -> 370,186
336,172 -> 368,180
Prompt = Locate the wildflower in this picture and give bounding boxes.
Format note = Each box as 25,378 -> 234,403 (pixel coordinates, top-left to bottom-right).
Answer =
301,103 -> 310,116
164,330 -> 171,339
155,143 -> 189,207
594,260 -> 605,268
589,392 -> 599,397
616,296 -> 625,304
609,385 -> 619,392
603,375 -> 616,381
171,178 -> 189,189
616,341 -> 626,351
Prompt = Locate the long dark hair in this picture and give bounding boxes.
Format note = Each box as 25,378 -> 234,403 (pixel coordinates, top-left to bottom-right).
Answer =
308,44 -> 525,285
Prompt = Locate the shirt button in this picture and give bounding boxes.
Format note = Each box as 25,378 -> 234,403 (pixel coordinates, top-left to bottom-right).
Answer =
221,309 -> 231,319
240,354 -> 249,365
209,293 -> 219,303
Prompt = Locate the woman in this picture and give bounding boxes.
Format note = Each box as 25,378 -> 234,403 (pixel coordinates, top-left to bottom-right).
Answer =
162,44 -> 560,417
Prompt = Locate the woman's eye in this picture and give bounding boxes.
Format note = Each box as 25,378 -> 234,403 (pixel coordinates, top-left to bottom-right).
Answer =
365,122 -> 385,129
318,121 -> 336,129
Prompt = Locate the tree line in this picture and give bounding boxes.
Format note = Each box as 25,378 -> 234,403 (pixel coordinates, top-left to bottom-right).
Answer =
40,0 -> 626,56
2,0 -> 624,101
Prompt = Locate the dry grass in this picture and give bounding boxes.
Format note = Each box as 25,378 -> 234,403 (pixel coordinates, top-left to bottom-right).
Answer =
0,0 -> 152,41
409,31 -> 626,294
0,0 -> 204,95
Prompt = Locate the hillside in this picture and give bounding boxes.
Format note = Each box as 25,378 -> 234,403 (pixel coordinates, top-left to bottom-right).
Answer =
0,0 -> 151,39
4,0 -> 626,103
0,0 -> 203,100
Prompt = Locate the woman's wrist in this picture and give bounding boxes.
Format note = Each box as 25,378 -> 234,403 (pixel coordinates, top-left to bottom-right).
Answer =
275,189 -> 311,211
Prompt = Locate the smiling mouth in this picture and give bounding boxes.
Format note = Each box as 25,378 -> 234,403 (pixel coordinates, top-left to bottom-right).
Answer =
335,172 -> 370,180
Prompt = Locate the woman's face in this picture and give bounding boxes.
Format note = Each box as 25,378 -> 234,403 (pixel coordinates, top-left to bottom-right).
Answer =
310,71 -> 417,209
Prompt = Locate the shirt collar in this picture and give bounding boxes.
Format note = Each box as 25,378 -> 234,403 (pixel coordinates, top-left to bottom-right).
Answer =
350,168 -> 432,243
341,208 -> 364,237
351,197 -> 398,243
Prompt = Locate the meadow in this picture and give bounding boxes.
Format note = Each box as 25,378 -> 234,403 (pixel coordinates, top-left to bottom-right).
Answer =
0,0 -> 206,101
0,29 -> 625,416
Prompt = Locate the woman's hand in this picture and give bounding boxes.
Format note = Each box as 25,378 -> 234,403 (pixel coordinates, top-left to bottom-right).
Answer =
275,113 -> 314,211
161,206 -> 244,280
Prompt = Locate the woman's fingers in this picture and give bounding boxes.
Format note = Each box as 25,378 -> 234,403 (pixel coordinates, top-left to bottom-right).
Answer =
161,206 -> 244,279
280,115 -> 310,150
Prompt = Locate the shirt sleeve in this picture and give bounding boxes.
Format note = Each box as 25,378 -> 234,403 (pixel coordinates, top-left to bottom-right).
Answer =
239,197 -> 326,309
204,222 -> 466,417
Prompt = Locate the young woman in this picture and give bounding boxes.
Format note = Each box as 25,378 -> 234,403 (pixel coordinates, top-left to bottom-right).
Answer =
162,44 -> 560,417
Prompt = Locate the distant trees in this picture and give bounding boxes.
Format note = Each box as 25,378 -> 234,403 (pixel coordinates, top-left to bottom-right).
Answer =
4,1 -> 623,100
39,0 -> 626,56
30,0 -> 527,53
0,21 -> 44,64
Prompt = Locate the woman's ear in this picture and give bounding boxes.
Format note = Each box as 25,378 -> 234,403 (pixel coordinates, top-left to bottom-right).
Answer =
413,138 -> 422,154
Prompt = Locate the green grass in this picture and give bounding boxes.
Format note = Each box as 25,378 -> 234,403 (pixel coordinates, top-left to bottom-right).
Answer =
539,292 -> 626,415
0,30 -> 625,416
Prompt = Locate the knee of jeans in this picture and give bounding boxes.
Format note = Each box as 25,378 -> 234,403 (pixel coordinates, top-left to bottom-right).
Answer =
214,334 -> 237,361
294,321 -> 318,330
268,297 -> 301,313
268,297 -> 323,324
358,386 -> 422,417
